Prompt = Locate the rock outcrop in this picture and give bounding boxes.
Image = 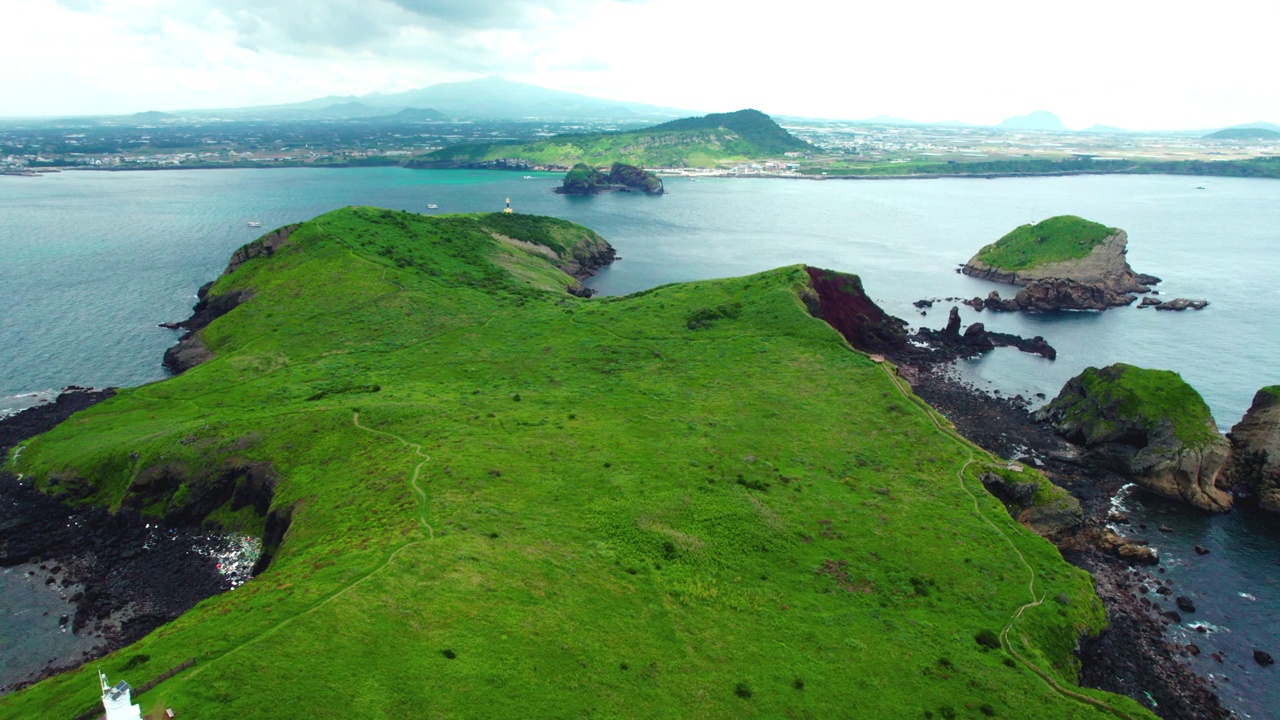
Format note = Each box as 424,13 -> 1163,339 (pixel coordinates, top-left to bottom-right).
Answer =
911,306 -> 1057,359
979,470 -> 1082,536
556,162 -> 664,195
962,219 -> 1163,312
1226,387 -> 1280,512
1036,364 -> 1233,512
977,279 -> 1140,312
802,267 -> 906,353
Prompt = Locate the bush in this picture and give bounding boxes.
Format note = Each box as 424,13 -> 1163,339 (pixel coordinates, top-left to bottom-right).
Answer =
793,677 -> 804,690
975,629 -> 1001,650
980,704 -> 997,716
441,648 -> 457,659
120,654 -> 149,671
734,682 -> 752,698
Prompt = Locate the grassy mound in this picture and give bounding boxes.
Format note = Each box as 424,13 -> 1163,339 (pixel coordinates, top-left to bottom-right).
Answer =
3,208 -> 1151,719
419,109 -> 808,169
1043,364 -> 1219,448
974,216 -> 1119,271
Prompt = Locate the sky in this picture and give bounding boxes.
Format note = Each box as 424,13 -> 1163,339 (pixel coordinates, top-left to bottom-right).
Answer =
3,0 -> 1278,130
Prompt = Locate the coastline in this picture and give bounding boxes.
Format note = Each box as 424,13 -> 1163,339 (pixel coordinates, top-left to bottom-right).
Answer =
897,359 -> 1233,719
0,389 -> 255,695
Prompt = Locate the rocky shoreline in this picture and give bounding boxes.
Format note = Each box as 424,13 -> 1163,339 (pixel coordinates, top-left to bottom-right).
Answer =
895,360 -> 1233,719
0,389 -> 256,694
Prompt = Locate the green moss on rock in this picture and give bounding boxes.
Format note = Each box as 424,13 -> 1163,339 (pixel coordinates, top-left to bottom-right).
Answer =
1042,364 -> 1217,448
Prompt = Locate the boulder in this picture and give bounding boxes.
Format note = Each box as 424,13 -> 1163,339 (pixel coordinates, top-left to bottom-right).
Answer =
1176,596 -> 1196,613
1255,650 -> 1275,666
1037,364 -> 1233,512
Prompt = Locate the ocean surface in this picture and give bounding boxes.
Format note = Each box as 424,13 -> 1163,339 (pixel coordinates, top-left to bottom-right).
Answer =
1,168 -> 1277,711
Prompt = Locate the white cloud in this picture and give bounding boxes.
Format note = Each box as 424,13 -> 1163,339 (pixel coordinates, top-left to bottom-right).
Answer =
6,0 -> 1280,128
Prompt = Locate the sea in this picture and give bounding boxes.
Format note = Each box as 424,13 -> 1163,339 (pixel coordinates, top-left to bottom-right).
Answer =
1,168 -> 1277,714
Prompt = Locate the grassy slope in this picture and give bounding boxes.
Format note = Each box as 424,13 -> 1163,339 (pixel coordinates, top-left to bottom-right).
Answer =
1051,364 -> 1219,448
974,216 -> 1120,271
4,209 -> 1152,720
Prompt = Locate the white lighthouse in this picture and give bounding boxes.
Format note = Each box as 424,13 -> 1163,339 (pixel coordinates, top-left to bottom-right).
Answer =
99,670 -> 143,720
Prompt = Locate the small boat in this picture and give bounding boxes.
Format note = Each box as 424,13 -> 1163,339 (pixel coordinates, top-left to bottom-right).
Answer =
522,175 -> 534,180
247,221 -> 262,227
426,204 -> 439,209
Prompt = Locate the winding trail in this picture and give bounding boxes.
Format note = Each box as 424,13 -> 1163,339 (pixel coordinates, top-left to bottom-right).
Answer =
877,361 -> 1141,720
182,412 -> 435,685
352,411 -> 434,540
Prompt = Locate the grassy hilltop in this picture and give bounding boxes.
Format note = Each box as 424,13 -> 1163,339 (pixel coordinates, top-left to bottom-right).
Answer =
973,216 -> 1120,271
4,209 -> 1153,719
415,109 -> 809,169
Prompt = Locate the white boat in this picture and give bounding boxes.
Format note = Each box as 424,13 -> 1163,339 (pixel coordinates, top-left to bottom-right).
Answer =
247,221 -> 262,227
426,204 -> 439,209
522,175 -> 534,180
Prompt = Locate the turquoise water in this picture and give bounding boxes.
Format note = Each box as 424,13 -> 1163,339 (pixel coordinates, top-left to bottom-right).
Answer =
1,168 -> 1277,712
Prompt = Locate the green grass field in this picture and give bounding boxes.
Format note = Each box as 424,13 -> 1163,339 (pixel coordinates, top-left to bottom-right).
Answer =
3,208 -> 1154,719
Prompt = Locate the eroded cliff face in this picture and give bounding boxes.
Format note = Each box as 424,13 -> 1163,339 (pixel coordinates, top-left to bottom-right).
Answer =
1227,387 -> 1280,512
802,267 -> 906,353
963,232 -> 1162,311
1036,365 -> 1233,512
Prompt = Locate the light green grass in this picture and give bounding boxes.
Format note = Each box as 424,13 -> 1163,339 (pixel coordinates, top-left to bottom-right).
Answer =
3,208 -> 1153,720
974,216 -> 1119,271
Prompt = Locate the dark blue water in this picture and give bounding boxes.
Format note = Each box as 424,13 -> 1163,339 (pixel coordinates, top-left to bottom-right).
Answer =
2,168 -> 1277,713
1111,486 -> 1280,719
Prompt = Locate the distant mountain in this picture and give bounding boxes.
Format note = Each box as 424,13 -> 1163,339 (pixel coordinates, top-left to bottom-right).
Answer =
1204,127 -> 1280,141
130,110 -> 178,123
997,111 -> 1066,131
1227,121 -> 1280,133
645,109 -> 810,155
219,77 -> 691,122
380,107 -> 445,122
414,109 -> 810,169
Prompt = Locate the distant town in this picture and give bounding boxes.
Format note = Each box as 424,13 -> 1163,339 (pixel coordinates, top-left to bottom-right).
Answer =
2,113 -> 1277,176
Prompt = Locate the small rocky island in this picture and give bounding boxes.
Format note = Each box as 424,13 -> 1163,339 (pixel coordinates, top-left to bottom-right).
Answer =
1036,364 -> 1233,512
555,162 -> 664,195
960,216 -> 1186,312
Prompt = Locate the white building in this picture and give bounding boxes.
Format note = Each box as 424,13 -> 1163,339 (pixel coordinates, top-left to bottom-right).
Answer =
99,671 -> 143,720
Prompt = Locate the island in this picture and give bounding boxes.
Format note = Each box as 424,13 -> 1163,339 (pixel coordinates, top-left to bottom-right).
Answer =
961,215 -> 1165,311
555,162 -> 664,195
0,208 -> 1157,719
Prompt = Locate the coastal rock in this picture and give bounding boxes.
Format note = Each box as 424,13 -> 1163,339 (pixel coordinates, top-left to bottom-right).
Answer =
1099,530 -> 1159,564
225,224 -> 298,275
979,471 -> 1082,536
1176,596 -> 1196,613
1226,386 -> 1280,513
983,278 -> 1137,312
910,306 -> 1057,361
1154,298 -> 1209,312
1037,364 -> 1233,512
1255,649 -> 1275,666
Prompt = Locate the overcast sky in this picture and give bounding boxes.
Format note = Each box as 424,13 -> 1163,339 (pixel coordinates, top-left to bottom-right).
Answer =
4,0 -> 1277,130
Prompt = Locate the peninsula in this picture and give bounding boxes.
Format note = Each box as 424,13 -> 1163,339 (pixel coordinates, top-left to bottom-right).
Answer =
1,209 -> 1154,719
